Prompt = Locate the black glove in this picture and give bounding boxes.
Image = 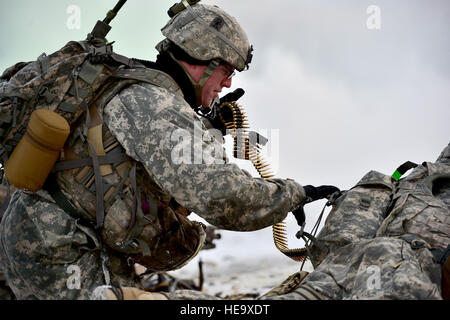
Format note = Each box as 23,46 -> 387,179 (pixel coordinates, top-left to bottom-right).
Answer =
290,185 -> 340,228
292,206 -> 306,228
303,185 -> 340,203
219,88 -> 245,104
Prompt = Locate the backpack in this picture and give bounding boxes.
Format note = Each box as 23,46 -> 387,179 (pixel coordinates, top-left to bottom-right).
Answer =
0,0 -> 145,175
0,40 -> 153,164
308,169 -> 395,266
267,149 -> 449,298
0,6 -> 207,272
309,151 -> 450,270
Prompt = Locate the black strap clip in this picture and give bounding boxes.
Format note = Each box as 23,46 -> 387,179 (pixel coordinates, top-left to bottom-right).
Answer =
38,85 -> 56,104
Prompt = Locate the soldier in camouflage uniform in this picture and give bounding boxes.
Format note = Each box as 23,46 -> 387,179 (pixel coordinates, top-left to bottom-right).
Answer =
260,142 -> 449,300
0,3 -> 335,300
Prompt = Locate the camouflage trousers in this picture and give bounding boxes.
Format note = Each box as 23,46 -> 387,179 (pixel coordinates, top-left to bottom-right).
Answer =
0,190 -> 136,299
261,237 -> 442,300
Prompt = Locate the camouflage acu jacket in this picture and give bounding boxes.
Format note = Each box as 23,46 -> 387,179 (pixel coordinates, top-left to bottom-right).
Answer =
99,78 -> 306,231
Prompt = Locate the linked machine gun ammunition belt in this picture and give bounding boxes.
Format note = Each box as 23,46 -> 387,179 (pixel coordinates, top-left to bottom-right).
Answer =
217,101 -> 308,262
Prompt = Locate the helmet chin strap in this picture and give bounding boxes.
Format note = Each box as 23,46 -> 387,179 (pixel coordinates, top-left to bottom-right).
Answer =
167,51 -> 220,107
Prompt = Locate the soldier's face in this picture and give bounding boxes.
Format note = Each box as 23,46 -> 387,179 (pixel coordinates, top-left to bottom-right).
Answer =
180,61 -> 234,107
201,64 -> 234,107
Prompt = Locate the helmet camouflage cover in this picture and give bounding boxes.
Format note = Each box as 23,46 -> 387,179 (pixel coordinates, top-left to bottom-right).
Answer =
160,3 -> 253,71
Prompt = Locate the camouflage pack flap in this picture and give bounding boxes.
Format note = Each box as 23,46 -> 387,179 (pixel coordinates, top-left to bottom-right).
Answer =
354,170 -> 395,189
0,41 -> 112,159
0,41 -> 88,112
310,170 -> 395,266
377,161 -> 450,251
0,62 -> 31,82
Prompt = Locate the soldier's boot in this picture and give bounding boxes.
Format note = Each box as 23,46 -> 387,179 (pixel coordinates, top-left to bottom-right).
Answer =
91,285 -> 168,300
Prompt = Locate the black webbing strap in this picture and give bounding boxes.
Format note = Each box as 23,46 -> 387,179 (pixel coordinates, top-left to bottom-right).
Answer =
87,141 -> 105,229
53,152 -> 129,172
392,161 -> 418,181
43,173 -> 91,224
110,53 -> 136,68
129,163 -> 138,231
118,163 -> 151,256
434,245 -> 450,265
72,62 -> 92,139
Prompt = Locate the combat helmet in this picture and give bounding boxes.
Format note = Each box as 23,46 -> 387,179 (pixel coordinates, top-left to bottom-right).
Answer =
157,1 -> 253,106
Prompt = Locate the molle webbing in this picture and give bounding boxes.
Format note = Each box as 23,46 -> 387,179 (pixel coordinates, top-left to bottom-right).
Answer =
0,36 -> 185,248
52,68 -> 183,253
58,66 -> 182,228
53,152 -> 128,172
53,128 -> 129,227
65,129 -> 127,198
86,140 -> 104,228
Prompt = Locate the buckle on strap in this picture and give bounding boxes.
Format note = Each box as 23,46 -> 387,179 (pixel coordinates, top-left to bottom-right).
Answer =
38,85 -> 56,103
402,234 -> 430,250
89,44 -> 113,56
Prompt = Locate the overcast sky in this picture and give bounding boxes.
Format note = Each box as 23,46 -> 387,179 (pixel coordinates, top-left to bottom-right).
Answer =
1,1 -> 449,268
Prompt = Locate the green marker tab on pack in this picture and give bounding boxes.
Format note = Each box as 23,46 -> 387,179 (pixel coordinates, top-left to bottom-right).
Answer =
392,170 -> 402,181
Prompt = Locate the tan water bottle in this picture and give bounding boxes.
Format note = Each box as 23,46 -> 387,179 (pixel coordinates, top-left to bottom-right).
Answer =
5,109 -> 70,191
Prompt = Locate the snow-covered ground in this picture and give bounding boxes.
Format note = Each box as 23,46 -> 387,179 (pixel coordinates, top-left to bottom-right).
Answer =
168,217 -> 315,298
169,253 -> 313,298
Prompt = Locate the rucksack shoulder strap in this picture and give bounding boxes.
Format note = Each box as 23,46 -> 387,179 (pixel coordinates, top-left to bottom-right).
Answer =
113,67 -> 183,97
92,67 -> 183,116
